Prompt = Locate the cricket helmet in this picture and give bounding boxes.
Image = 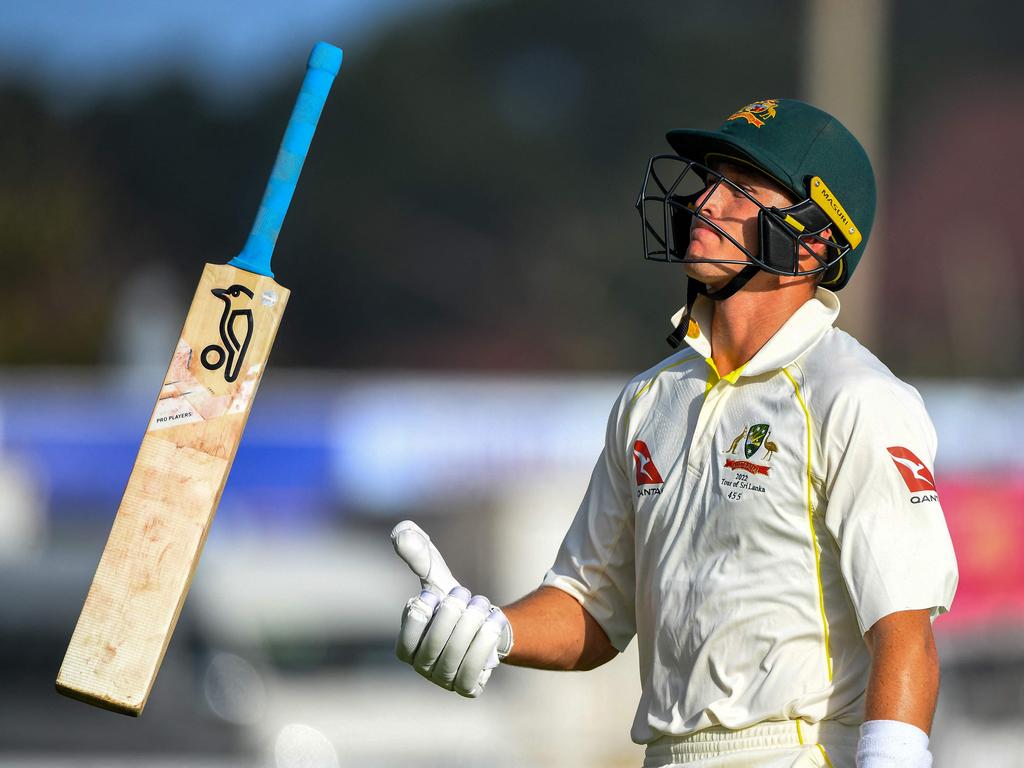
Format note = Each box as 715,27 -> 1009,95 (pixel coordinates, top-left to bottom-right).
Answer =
636,98 -> 876,294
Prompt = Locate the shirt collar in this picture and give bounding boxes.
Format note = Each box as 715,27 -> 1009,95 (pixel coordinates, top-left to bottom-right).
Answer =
669,288 -> 840,378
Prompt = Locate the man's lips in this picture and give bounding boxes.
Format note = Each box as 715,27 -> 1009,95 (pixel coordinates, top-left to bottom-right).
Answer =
690,222 -> 719,239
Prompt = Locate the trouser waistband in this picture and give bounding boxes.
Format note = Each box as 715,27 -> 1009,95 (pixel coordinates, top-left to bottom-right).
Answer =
644,720 -> 859,766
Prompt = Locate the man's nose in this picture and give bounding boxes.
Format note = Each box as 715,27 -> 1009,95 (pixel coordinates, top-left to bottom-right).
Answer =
694,177 -> 725,216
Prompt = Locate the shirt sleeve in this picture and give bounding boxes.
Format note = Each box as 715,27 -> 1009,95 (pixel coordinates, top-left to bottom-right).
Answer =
541,383 -> 637,651
820,377 -> 959,635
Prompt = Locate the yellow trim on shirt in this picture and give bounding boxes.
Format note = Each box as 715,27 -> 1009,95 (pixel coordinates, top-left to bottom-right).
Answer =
818,744 -> 835,767
782,367 -> 833,682
704,358 -> 747,395
626,352 -> 700,425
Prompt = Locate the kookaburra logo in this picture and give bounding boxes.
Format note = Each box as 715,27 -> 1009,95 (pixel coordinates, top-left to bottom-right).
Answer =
201,284 -> 254,383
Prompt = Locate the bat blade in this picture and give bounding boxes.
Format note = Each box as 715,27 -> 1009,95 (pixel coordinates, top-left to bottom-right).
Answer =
56,265 -> 288,715
57,40 -> 339,716
56,40 -> 340,717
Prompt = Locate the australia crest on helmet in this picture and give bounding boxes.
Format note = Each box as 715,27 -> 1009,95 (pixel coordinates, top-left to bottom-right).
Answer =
728,99 -> 780,128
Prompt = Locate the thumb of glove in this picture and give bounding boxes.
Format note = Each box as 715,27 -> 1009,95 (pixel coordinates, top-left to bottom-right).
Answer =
391,520 -> 460,598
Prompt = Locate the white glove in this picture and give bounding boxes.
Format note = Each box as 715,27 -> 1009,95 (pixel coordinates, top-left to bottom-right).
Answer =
391,520 -> 513,698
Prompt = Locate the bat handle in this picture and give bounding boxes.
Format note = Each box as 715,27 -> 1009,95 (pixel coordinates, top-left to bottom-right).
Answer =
229,41 -> 343,278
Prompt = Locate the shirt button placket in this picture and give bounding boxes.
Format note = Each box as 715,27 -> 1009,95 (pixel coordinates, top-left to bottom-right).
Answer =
687,381 -> 731,475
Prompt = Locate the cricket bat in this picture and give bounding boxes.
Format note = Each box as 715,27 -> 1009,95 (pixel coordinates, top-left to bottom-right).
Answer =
56,41 -> 343,716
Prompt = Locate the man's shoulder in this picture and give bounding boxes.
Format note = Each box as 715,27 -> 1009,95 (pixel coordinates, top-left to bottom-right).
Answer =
626,346 -> 704,391
611,346 -> 705,419
795,327 -> 926,415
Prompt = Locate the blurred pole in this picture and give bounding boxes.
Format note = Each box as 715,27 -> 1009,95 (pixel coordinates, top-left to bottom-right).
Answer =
803,0 -> 890,347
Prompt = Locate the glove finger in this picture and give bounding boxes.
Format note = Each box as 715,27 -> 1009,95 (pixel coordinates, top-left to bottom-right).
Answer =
396,590 -> 440,664
412,586 -> 471,676
431,595 -> 491,689
454,609 -> 506,697
460,667 -> 492,699
391,520 -> 460,598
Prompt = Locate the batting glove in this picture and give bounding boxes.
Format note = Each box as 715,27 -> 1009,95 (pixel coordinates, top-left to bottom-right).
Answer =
391,520 -> 513,698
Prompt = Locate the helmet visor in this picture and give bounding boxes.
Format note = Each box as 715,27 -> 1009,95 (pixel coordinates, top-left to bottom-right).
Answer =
635,154 -> 847,276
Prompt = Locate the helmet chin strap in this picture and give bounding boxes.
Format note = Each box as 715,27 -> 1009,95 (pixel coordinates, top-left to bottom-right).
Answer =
666,263 -> 761,348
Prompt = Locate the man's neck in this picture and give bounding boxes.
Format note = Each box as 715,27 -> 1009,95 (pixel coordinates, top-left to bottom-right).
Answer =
708,277 -> 816,376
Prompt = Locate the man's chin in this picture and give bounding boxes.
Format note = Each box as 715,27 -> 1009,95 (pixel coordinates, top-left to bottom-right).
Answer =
683,259 -> 737,286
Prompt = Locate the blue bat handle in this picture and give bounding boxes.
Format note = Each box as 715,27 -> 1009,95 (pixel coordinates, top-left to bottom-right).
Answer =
229,41 -> 343,278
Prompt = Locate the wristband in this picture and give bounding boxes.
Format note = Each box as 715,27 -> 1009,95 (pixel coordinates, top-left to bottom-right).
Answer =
856,719 -> 932,768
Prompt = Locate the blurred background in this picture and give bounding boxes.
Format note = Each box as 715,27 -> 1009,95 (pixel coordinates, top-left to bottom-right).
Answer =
1,0 -> 1021,765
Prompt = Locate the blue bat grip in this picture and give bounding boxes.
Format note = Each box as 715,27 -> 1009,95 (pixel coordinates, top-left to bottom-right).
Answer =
229,41 -> 343,278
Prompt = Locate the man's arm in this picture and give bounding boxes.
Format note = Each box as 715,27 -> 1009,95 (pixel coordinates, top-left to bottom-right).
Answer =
502,586 -> 618,671
863,608 -> 940,731
857,608 -> 939,767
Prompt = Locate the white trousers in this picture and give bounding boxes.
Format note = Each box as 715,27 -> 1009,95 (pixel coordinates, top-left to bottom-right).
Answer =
643,720 -> 859,768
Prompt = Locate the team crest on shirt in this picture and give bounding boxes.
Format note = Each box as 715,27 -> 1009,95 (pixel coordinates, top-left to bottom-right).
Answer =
633,440 -> 664,497
743,423 -> 770,458
728,99 -> 780,128
720,423 -> 778,498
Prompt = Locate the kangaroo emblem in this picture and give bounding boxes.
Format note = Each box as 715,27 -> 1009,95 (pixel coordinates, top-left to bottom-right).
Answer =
727,428 -> 747,454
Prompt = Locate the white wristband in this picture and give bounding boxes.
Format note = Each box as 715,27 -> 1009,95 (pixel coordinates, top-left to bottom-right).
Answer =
856,719 -> 932,768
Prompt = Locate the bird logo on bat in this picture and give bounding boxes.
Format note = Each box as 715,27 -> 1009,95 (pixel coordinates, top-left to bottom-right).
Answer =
201,284 -> 254,383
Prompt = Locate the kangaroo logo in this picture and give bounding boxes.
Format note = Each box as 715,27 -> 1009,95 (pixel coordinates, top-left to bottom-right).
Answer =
633,440 -> 664,485
201,284 -> 254,383
886,446 -> 936,493
727,427 -> 747,454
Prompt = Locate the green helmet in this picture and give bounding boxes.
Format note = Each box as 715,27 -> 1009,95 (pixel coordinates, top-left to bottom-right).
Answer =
639,98 -> 876,290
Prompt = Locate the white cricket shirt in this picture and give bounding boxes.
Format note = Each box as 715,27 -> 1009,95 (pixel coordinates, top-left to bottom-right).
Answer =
543,288 -> 958,745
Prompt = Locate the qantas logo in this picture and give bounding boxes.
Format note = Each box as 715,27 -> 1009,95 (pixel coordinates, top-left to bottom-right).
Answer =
887,446 -> 936,493
633,440 -> 664,486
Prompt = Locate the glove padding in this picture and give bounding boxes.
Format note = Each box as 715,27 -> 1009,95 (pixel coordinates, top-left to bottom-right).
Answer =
391,520 -> 512,698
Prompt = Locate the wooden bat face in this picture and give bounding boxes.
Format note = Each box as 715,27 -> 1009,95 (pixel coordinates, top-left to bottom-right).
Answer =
57,39 -> 340,718
56,263 -> 288,715
153,268 -> 287,429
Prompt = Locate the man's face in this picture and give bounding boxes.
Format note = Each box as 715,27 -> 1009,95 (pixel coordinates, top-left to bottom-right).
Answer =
684,159 -> 796,289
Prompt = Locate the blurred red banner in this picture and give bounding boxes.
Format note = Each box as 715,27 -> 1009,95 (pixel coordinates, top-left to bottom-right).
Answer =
936,475 -> 1024,632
